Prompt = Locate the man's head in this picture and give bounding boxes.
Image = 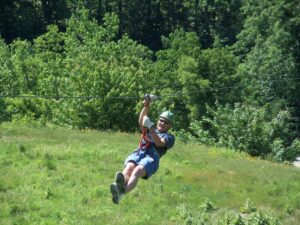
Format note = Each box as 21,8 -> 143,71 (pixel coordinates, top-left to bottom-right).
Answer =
157,111 -> 173,132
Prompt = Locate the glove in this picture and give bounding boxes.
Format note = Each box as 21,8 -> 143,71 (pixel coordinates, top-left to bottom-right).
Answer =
142,116 -> 154,129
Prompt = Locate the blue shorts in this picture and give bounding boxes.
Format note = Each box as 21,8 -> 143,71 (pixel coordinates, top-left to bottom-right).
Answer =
124,148 -> 160,179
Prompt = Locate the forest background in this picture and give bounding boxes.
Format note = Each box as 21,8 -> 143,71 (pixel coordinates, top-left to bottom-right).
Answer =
0,0 -> 300,162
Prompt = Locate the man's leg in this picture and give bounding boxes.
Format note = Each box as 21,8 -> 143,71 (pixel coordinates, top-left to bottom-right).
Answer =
111,162 -> 136,203
122,162 -> 136,184
125,165 -> 147,193
111,163 -> 135,204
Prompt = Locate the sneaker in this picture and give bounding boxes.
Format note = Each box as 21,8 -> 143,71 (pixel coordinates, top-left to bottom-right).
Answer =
110,183 -> 120,204
115,172 -> 125,194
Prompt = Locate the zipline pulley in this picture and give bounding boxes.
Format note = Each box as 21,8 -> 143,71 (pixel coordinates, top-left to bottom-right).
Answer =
144,93 -> 159,102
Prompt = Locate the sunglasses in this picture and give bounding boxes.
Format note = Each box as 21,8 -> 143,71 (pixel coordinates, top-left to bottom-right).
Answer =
159,119 -> 170,125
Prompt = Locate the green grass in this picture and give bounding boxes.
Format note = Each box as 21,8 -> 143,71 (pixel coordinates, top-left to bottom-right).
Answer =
0,123 -> 299,225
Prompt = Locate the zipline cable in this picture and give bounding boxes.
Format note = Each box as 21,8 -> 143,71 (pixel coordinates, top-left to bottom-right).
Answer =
0,95 -> 141,100
1,77 -> 300,100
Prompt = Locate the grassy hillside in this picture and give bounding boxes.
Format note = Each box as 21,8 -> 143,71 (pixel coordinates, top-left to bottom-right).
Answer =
0,123 -> 299,225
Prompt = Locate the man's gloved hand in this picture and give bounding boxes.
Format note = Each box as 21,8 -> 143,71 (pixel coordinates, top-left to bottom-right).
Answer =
142,116 -> 154,129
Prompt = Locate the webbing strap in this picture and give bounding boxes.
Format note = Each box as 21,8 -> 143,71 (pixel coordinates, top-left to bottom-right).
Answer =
139,127 -> 151,150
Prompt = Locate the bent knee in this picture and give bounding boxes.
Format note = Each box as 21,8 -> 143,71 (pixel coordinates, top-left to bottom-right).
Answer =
132,165 -> 147,177
124,162 -> 136,175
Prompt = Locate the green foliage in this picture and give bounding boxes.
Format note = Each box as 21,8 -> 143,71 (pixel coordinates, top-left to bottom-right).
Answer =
189,0 -> 244,48
249,211 -> 280,225
0,0 -> 244,50
235,0 -> 299,107
0,1 -> 44,42
33,25 -> 66,102
188,103 -> 300,161
1,10 -> 155,131
241,198 -> 257,214
176,203 -> 210,225
0,39 -> 13,95
237,36 -> 297,105
8,39 -> 37,94
5,97 -> 52,125
59,9 -> 153,130
200,198 -> 215,213
0,39 -> 11,122
152,30 -> 240,130
199,46 -> 240,105
153,29 -> 206,127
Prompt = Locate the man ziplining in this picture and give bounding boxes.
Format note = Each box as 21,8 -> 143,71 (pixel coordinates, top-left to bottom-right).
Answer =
110,96 -> 175,204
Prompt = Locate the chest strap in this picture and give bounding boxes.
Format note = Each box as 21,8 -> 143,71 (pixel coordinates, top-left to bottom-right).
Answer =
139,127 -> 151,150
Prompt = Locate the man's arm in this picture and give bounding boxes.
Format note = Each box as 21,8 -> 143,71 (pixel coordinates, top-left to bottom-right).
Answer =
149,128 -> 166,147
139,100 -> 150,131
139,100 -> 167,148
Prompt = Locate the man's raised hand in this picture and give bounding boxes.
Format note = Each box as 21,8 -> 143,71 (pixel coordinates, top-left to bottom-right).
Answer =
142,116 -> 154,129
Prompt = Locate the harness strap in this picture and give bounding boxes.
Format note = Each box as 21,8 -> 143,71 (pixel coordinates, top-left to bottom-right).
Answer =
139,127 -> 151,150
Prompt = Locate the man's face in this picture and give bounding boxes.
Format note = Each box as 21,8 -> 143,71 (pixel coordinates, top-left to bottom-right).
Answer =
157,118 -> 172,132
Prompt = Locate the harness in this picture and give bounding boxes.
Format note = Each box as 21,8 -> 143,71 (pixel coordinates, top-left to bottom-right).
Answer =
137,93 -> 159,150
139,127 -> 151,150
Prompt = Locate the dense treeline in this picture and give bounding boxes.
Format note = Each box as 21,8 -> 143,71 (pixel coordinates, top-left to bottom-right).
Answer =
0,0 -> 300,161
0,0 -> 243,50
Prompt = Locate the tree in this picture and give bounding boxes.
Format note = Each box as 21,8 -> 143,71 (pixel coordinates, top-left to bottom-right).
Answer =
0,0 -> 70,43
199,46 -> 240,106
187,0 -> 243,48
235,0 -> 299,107
153,29 -> 206,128
41,0 -> 70,26
0,0 -> 44,42
233,0 -> 300,143
0,38 -> 13,121
60,9 -> 153,130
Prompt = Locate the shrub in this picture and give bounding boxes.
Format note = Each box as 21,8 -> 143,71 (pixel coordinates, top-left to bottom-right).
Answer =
188,103 -> 300,161
5,97 -> 53,125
